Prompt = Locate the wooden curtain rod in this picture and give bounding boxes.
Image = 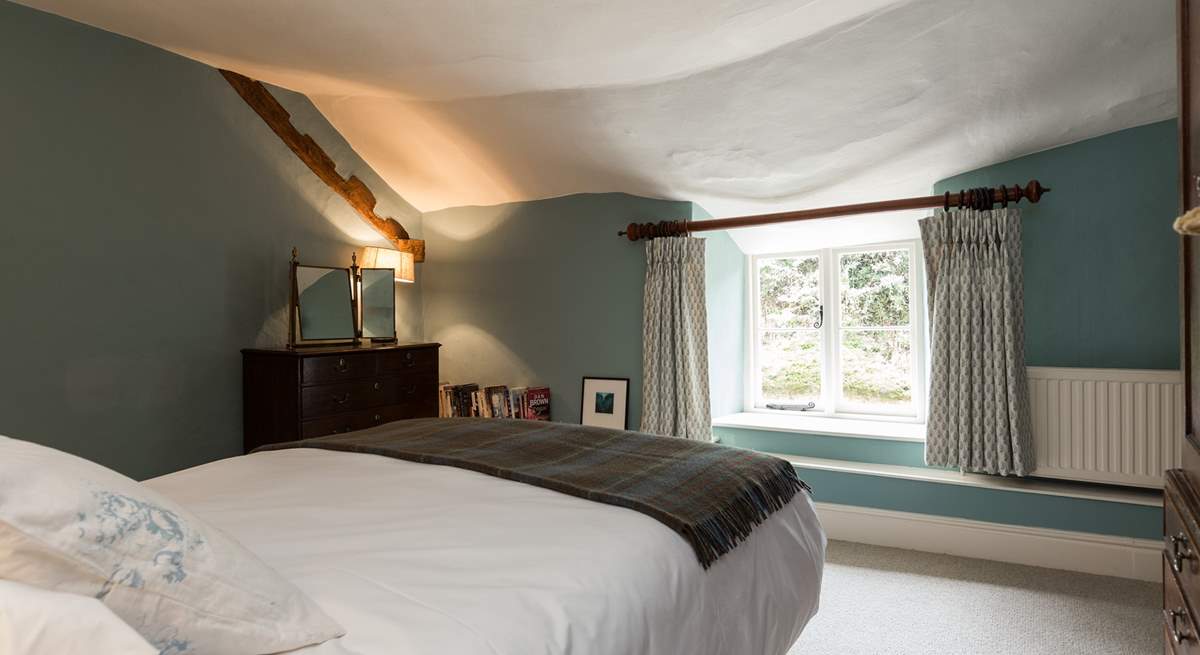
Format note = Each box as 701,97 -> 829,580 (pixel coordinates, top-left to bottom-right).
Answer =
619,180 -> 1051,241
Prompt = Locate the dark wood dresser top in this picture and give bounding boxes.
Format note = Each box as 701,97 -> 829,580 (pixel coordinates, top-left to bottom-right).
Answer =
242,342 -> 442,356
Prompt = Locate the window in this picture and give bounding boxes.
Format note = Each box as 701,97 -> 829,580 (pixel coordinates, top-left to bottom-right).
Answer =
749,241 -> 925,420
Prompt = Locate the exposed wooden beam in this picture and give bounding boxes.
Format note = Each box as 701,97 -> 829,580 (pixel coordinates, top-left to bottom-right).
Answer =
219,70 -> 425,262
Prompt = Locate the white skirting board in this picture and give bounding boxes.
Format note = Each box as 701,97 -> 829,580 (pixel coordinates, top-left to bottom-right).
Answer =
814,502 -> 1161,582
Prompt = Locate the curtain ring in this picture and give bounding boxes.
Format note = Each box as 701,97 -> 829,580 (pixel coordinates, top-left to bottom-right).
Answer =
957,189 -> 964,210
943,191 -> 950,212
999,185 -> 1008,208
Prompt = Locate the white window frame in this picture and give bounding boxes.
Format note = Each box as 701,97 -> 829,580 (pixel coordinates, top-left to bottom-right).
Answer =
745,240 -> 927,424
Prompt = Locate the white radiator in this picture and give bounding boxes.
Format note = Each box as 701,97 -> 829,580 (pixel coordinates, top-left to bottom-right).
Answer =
1028,366 -> 1183,489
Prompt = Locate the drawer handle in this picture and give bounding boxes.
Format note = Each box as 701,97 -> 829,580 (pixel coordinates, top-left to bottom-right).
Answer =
373,413 -> 382,422
333,393 -> 351,406
1166,607 -> 1193,644
403,384 -> 417,395
335,357 -> 349,373
373,382 -> 383,391
1171,532 -> 1194,573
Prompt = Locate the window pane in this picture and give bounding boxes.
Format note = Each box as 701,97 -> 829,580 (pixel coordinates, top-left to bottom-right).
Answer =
839,250 -> 910,327
760,330 -> 821,403
840,330 -> 912,407
758,256 -> 820,329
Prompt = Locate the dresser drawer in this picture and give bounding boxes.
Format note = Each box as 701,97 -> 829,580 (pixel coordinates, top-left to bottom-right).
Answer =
243,343 -> 441,452
1168,485 -> 1200,601
300,403 -> 435,439
380,347 -> 438,374
300,411 -> 376,438
1167,553 -> 1200,653
301,379 -> 399,418
302,354 -> 378,385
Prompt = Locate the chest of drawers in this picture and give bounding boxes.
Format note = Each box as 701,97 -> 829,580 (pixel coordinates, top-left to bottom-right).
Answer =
1166,469 -> 1200,652
242,343 -> 441,452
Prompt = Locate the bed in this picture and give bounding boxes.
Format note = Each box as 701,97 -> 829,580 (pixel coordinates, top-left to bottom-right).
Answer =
145,444 -> 826,655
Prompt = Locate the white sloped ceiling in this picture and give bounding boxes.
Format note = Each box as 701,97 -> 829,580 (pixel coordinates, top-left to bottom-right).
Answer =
16,0 -> 1175,251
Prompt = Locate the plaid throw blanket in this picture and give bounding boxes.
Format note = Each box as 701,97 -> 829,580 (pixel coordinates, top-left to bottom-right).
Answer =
255,417 -> 810,568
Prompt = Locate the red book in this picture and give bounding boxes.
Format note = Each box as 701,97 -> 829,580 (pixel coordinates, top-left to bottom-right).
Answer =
526,387 -> 551,421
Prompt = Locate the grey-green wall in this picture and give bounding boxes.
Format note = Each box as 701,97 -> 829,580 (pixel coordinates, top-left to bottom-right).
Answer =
421,195 -> 747,427
936,120 -> 1180,369
421,193 -> 691,426
700,222 -> 747,417
717,120 -> 1180,538
0,1 -> 423,479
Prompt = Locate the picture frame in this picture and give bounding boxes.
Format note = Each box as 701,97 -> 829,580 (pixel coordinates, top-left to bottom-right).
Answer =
580,376 -> 630,430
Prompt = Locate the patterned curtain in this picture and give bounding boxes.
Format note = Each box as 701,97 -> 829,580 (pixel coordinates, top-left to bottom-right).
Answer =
640,237 -> 712,441
920,207 -> 1033,476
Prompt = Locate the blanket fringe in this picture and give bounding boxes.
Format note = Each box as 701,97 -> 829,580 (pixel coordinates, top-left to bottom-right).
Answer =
682,459 -> 810,569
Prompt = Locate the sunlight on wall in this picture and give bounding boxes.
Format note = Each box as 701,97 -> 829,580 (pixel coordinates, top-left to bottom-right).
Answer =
430,323 -> 539,385
421,204 -> 519,243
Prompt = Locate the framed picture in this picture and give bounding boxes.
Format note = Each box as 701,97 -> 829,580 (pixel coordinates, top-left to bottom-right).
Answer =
580,376 -> 630,430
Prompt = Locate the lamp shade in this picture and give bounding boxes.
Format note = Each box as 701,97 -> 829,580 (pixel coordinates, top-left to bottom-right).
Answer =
361,247 -> 415,283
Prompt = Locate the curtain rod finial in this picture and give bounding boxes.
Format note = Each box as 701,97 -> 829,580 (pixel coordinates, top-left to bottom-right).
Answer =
1024,180 -> 1049,203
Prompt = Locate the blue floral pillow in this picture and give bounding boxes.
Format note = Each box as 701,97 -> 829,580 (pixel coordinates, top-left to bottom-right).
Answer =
0,436 -> 344,654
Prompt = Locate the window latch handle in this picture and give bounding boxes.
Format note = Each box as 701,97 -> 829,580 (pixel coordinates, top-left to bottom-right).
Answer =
766,402 -> 816,412
814,304 -> 824,329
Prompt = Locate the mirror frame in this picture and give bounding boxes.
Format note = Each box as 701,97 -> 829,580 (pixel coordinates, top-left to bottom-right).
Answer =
357,267 -> 398,343
287,249 -> 400,348
289,257 -> 358,348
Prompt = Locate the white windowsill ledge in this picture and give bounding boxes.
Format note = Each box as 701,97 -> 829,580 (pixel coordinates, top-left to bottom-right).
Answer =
769,454 -> 1161,507
712,412 -> 926,442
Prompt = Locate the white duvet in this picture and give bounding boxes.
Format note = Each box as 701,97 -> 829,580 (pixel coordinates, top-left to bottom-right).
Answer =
147,448 -> 825,655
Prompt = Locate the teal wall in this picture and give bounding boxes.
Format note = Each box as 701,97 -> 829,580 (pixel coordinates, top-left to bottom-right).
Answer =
715,427 -> 1159,539
796,466 -> 1159,539
936,121 -> 1180,369
701,216 -> 747,418
0,2 -> 424,479
421,193 -> 691,426
715,121 -> 1179,538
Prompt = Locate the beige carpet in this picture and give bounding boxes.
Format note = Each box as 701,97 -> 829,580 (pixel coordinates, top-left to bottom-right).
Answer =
789,540 -> 1160,655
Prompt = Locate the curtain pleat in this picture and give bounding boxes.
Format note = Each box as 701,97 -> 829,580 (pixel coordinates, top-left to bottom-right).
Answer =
640,237 -> 712,441
921,207 -> 1033,475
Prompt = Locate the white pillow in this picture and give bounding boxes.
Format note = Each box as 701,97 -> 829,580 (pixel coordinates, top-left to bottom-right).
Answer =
0,579 -> 157,655
0,436 -> 344,654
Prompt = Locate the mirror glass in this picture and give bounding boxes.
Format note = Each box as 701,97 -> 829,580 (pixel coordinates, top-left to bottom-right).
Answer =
295,266 -> 355,340
361,268 -> 396,339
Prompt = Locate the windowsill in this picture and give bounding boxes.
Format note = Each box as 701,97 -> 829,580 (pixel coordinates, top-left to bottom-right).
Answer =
766,453 -> 1161,506
712,411 -> 926,442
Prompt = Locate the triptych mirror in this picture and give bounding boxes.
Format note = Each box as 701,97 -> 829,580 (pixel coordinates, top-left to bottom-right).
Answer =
288,248 -> 404,347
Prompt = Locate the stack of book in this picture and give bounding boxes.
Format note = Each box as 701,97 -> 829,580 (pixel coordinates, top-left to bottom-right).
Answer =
439,383 -> 550,421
